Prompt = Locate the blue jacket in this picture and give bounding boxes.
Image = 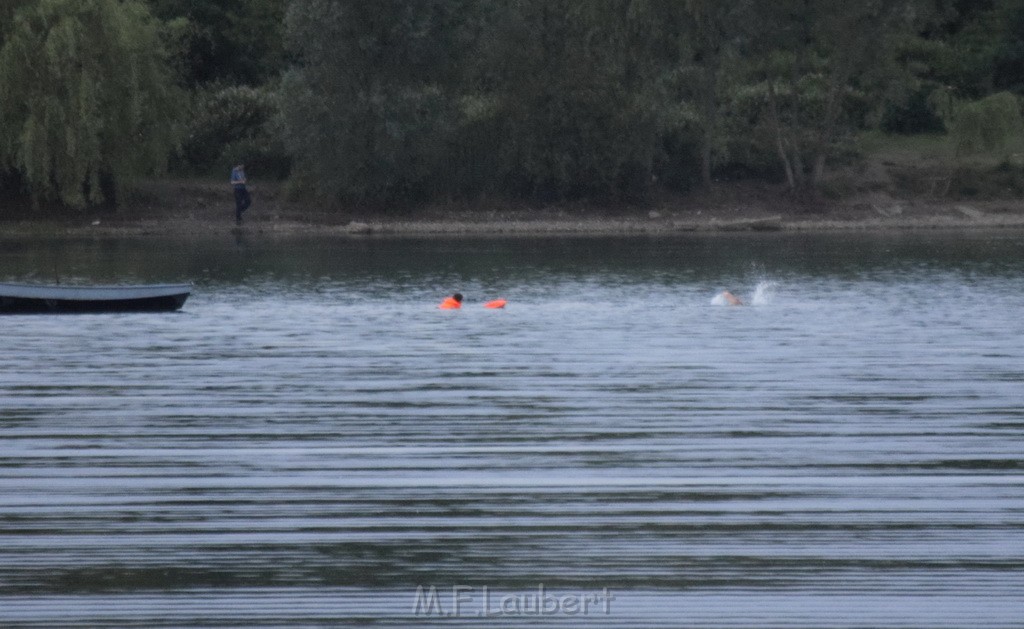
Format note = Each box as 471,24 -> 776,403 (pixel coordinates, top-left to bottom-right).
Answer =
231,166 -> 247,189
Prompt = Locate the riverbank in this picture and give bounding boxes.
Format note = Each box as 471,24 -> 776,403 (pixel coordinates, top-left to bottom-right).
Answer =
4,179 -> 1024,237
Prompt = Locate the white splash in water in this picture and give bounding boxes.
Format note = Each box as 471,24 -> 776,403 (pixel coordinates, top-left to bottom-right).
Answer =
710,281 -> 778,306
750,280 -> 778,305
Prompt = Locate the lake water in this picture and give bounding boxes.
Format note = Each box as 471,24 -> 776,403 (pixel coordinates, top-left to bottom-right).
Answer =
2,231 -> 1023,627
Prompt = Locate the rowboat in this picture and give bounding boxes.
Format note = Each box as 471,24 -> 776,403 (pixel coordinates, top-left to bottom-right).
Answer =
0,283 -> 191,313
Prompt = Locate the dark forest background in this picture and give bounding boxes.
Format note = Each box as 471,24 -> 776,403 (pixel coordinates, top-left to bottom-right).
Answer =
2,0 -> 1024,211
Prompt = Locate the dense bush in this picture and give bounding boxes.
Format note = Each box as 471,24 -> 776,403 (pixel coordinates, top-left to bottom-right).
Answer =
176,84 -> 290,179
948,92 -> 1024,158
881,88 -> 946,134
280,0 -> 476,205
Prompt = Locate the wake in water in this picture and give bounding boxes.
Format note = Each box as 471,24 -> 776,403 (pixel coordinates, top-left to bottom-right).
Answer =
711,280 -> 778,306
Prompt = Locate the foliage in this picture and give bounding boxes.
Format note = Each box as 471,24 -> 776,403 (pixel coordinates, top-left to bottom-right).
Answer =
479,0 -> 672,201
990,0 -> 1024,93
669,0 -> 747,187
739,0 -> 934,192
177,84 -> 289,178
941,91 -> 1024,157
0,1 -> 33,46
280,0 -> 480,204
6,0 -> 1024,211
880,87 -> 947,134
0,0 -> 182,209
144,0 -> 287,86
281,0 -> 683,204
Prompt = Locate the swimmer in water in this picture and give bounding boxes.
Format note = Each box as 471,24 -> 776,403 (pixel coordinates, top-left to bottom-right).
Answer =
720,290 -> 743,306
439,293 -> 464,309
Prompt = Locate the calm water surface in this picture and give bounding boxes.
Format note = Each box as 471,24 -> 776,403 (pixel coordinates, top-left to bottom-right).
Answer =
1,232 -> 1023,627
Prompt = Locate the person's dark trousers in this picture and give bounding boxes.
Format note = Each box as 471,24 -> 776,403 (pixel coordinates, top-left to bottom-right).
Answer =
234,187 -> 251,223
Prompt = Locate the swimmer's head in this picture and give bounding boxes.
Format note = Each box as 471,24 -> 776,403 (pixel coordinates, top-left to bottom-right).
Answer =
721,290 -> 743,305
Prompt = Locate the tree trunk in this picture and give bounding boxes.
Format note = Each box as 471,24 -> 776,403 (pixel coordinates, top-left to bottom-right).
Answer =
700,136 -> 713,188
765,78 -> 796,191
699,64 -> 717,188
810,57 -> 854,189
692,6 -> 722,190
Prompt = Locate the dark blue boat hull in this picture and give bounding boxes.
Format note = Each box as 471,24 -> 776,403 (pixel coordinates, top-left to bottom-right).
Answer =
0,284 -> 191,314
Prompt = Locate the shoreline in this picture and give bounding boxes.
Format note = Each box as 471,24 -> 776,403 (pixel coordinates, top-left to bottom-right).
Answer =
5,207 -> 1023,239
4,180 -> 1024,238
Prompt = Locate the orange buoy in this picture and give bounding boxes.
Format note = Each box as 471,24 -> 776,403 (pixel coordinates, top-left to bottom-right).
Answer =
439,293 -> 463,309
483,299 -> 507,309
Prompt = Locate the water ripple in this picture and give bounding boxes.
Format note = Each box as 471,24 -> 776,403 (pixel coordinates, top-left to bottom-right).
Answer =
2,234 -> 1024,626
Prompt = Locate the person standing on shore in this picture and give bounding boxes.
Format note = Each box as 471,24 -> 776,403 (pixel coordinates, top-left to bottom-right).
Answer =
231,163 -> 251,224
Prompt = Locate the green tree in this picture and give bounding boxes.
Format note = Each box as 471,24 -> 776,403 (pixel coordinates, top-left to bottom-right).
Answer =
145,0 -> 287,86
178,84 -> 289,178
482,0 -> 671,201
929,89 -> 1024,193
745,0 -> 930,192
937,0 -> 1024,96
947,91 -> 1024,157
990,0 -> 1024,93
677,0 -> 744,188
1,1 -> 33,44
0,0 -> 182,209
281,0 -> 480,204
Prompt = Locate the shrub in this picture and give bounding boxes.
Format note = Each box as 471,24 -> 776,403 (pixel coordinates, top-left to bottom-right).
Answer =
176,84 -> 290,178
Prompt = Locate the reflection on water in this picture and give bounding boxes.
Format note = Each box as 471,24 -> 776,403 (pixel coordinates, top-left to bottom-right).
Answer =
2,232 -> 1024,627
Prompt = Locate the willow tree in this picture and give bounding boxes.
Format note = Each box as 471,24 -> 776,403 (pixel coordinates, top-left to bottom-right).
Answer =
930,90 -> 1024,194
945,91 -> 1024,159
0,0 -> 181,209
